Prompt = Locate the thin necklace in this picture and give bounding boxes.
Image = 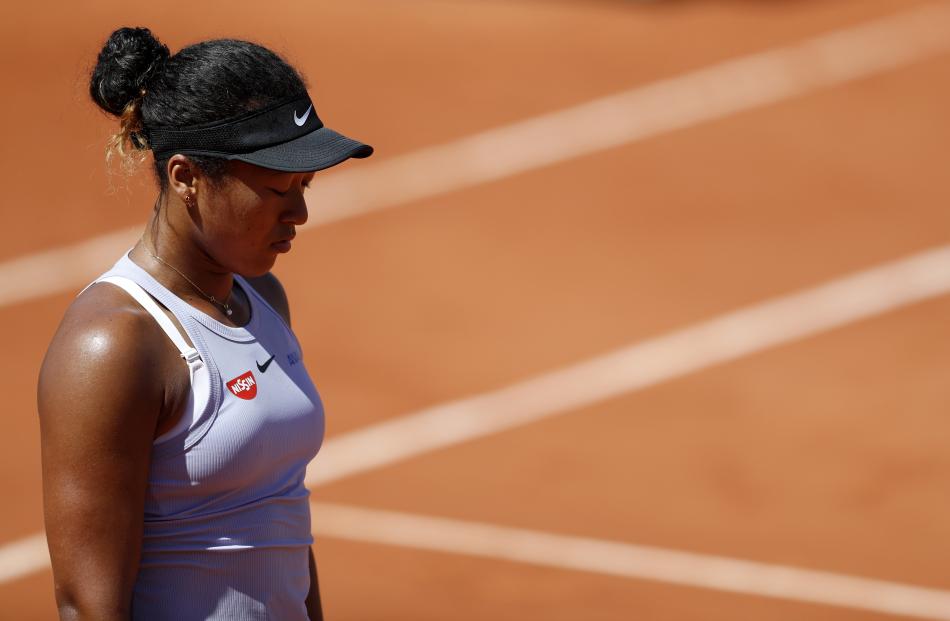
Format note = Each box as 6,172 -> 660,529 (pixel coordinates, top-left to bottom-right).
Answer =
146,248 -> 233,317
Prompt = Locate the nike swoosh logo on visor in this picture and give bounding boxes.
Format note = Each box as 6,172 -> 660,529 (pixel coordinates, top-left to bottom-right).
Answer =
257,355 -> 276,373
294,105 -> 313,127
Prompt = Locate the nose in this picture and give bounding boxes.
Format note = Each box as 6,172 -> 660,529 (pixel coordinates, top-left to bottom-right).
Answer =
281,193 -> 309,226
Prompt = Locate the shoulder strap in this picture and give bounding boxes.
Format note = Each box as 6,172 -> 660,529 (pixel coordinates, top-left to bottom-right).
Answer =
98,276 -> 201,363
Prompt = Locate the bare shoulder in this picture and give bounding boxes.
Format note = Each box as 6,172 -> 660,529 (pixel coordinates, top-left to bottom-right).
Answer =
42,281 -> 168,371
38,282 -> 170,433
244,272 -> 291,326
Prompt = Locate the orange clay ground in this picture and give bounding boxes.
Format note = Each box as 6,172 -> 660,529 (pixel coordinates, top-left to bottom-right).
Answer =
1,1 -> 949,619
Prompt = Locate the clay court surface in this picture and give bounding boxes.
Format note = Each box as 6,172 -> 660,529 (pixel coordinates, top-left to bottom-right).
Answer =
2,0 -> 950,618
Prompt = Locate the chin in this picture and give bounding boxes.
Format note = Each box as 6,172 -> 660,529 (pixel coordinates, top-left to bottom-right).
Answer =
236,254 -> 278,278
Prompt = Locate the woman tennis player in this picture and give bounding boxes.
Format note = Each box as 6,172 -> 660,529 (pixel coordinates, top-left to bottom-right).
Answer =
37,27 -> 371,620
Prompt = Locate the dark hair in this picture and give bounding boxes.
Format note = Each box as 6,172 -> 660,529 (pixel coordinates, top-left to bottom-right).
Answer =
90,27 -> 307,193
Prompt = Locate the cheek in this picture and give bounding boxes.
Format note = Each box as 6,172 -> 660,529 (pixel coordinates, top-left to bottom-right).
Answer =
205,186 -> 268,236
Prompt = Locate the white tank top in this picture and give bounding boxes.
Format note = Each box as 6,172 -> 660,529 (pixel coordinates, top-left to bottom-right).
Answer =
92,251 -> 324,620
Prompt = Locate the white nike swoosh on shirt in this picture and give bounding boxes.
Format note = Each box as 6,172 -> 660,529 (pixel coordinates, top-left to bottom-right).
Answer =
294,105 -> 313,127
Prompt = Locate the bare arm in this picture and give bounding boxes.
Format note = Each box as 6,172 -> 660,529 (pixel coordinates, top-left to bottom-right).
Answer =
38,287 -> 173,619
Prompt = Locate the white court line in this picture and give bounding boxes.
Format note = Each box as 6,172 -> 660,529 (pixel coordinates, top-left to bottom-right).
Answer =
7,251 -> 950,596
312,502 -> 950,620
306,244 -> 950,486
0,534 -> 49,584
5,251 -> 950,599
10,256 -> 950,609
1,2 -> 949,308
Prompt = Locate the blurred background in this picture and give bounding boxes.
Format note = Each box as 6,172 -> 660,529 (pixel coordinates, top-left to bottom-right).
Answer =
3,0 -> 950,619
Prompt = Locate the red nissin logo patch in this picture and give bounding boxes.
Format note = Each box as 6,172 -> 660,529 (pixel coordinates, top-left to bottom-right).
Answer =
226,371 -> 257,400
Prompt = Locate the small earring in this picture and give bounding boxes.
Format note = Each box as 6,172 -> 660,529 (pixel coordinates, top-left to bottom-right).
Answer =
184,194 -> 195,207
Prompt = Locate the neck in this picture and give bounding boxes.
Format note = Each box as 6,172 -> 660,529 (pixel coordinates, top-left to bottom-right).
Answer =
137,210 -> 234,306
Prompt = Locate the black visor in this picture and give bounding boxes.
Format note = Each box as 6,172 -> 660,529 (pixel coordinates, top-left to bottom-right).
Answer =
146,94 -> 373,172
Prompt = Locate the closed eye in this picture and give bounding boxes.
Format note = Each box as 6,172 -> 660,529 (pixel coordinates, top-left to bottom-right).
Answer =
271,180 -> 312,196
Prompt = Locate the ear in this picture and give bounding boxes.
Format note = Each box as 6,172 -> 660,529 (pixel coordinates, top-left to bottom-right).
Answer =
166,155 -> 200,202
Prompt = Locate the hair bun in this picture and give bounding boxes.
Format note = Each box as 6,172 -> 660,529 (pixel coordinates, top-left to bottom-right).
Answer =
90,27 -> 170,116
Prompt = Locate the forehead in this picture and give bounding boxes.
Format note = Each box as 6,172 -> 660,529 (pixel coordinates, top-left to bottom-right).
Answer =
226,161 -> 315,184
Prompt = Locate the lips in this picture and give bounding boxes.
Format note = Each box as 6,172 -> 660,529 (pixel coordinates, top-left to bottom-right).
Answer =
271,231 -> 296,253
